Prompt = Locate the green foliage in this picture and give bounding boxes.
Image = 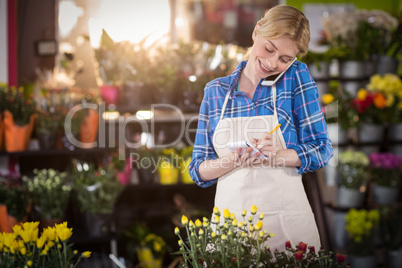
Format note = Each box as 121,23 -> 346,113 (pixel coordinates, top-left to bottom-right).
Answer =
0,179 -> 30,222
23,169 -> 71,220
379,205 -> 402,250
71,161 -> 123,214
338,151 -> 369,189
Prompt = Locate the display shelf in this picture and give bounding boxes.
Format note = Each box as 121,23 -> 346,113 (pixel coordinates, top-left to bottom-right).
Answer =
0,147 -> 109,157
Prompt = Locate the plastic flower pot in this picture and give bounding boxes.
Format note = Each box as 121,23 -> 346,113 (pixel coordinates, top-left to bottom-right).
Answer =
358,123 -> 384,143
371,184 -> 399,206
136,247 -> 163,268
158,162 -> 179,185
3,110 -> 35,152
337,185 -> 365,208
80,109 -> 99,148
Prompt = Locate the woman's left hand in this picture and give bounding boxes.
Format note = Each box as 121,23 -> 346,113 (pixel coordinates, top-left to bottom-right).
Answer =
251,133 -> 280,160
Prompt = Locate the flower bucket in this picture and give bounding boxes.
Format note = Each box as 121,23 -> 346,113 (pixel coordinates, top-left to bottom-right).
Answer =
371,184 -> 399,205
136,247 -> 163,268
337,186 -> 365,208
386,248 -> 402,268
100,85 -> 119,106
3,110 -> 35,152
80,109 -> 99,148
180,158 -> 194,184
358,123 -> 384,143
308,62 -> 330,79
158,162 -> 179,185
339,60 -> 366,79
389,123 -> 402,142
375,56 -> 399,75
348,255 -> 377,268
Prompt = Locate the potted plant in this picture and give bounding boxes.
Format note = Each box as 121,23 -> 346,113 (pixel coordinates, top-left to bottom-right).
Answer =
132,145 -> 158,184
178,146 -> 194,184
337,150 -> 369,208
23,169 -> 71,228
0,221 -> 91,267
136,233 -> 166,268
0,178 -> 30,232
175,205 -> 348,267
35,110 -> 60,150
345,208 -> 380,267
1,84 -> 36,152
379,205 -> 402,268
151,46 -> 179,104
304,48 -> 337,79
157,148 -> 179,185
71,162 -> 124,236
369,152 -> 401,205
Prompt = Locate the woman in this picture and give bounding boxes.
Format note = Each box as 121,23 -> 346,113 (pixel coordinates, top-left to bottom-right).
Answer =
189,5 -> 333,252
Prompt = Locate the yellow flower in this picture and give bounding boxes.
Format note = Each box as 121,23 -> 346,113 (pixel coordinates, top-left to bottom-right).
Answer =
12,225 -> 22,236
178,240 -> 183,246
82,251 -> 92,258
241,210 -> 247,217
259,213 -> 264,220
223,209 -> 230,219
199,229 -> 204,236
27,260 -> 33,266
213,207 -> 220,215
322,94 -> 335,105
174,227 -> 180,235
230,213 -> 235,220
211,232 -> 216,238
259,231 -> 264,238
237,222 -> 243,228
214,215 -> 220,224
181,215 -> 188,226
357,89 -> 368,101
251,205 -> 257,215
20,246 -> 27,255
249,225 -> 254,232
221,234 -> 227,240
195,219 -> 202,228
232,219 -> 238,226
255,221 -> 263,231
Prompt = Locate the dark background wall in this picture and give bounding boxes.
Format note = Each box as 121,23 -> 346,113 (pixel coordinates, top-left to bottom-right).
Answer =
17,0 -> 56,85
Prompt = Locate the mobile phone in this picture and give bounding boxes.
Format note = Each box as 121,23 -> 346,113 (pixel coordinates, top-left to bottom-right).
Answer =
227,140 -> 268,160
261,58 -> 297,86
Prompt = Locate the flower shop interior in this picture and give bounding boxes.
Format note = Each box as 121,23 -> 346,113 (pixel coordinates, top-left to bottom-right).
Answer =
1,0 -> 402,267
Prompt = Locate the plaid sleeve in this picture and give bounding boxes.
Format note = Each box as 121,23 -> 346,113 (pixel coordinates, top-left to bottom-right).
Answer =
189,87 -> 219,188
290,63 -> 333,173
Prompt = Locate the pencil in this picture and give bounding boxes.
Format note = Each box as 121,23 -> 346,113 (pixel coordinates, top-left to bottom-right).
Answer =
269,124 -> 281,134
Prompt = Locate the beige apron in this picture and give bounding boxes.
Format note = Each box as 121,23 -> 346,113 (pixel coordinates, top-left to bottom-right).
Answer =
212,85 -> 321,252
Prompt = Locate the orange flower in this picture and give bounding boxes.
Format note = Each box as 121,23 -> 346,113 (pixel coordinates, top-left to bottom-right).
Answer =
373,93 -> 386,109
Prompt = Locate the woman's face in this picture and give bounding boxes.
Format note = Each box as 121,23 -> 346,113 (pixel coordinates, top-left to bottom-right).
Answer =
250,27 -> 299,80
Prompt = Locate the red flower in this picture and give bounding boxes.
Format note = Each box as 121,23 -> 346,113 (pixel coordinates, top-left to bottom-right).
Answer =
294,250 -> 304,260
232,257 -> 237,263
336,254 -> 346,263
298,242 -> 308,252
309,246 -> 315,253
285,241 -> 292,249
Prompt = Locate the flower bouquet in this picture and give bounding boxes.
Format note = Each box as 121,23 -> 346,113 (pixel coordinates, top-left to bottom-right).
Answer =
369,152 -> 401,205
23,169 -> 71,223
0,221 -> 91,268
174,205 -> 348,267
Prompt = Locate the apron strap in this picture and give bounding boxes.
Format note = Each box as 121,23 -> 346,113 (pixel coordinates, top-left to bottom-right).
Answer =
272,85 -> 277,118
219,91 -> 231,121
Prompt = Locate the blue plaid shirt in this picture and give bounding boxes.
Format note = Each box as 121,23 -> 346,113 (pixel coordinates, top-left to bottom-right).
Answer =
190,60 -> 333,188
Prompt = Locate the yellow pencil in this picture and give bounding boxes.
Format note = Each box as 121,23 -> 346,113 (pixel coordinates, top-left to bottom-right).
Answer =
269,124 -> 281,134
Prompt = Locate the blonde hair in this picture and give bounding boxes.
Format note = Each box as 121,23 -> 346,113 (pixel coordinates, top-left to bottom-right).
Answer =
244,5 -> 310,60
